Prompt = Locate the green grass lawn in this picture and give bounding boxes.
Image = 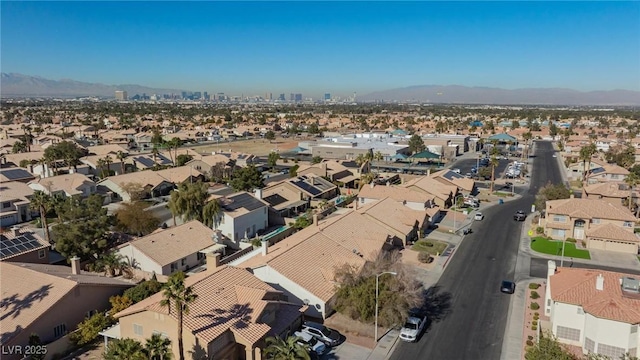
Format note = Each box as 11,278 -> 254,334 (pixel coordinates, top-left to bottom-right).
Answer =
412,239 -> 448,256
530,237 -> 591,259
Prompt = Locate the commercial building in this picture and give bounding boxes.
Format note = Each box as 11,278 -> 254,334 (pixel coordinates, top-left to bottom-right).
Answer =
114,90 -> 128,101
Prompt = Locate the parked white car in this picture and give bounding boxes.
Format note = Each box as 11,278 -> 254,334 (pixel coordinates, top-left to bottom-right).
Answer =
294,331 -> 326,356
399,315 -> 428,342
474,212 -> 485,221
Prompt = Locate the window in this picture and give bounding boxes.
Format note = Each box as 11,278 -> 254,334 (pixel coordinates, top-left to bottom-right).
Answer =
54,324 -> 67,338
360,198 -> 365,203
597,343 -> 626,359
632,325 -> 638,334
85,310 -> 98,318
181,258 -> 186,266
2,202 -> 11,209
38,249 -> 46,259
197,252 -> 205,261
624,221 -> 633,228
553,215 -> 567,222
134,324 -> 144,336
556,326 -> 580,341
170,262 -> 177,272
547,299 -> 551,307
551,229 -> 565,237
592,218 -> 601,224
585,337 -> 595,353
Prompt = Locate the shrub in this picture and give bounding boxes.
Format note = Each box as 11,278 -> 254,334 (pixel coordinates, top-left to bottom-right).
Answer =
528,283 -> 540,290
528,335 -> 533,341
70,312 -> 113,346
581,240 -> 587,247
566,238 -> 577,243
532,320 -> 538,326
425,242 -> 434,247
526,340 -> 534,346
123,279 -> 163,303
533,314 -> 539,321
530,291 -> 540,299
535,226 -> 544,234
531,302 -> 540,310
418,252 -> 433,263
531,325 -> 538,331
534,312 -> 539,316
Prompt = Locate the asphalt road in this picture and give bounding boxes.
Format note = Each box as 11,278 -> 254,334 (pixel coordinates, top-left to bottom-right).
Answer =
390,141 -> 563,360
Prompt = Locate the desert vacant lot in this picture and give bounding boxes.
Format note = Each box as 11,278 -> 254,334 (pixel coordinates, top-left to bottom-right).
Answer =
189,137 -> 299,157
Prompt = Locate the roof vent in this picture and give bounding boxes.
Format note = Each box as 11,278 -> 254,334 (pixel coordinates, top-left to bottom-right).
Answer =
621,277 -> 640,294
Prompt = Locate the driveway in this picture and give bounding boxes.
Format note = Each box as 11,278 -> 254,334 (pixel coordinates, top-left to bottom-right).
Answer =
320,342 -> 371,360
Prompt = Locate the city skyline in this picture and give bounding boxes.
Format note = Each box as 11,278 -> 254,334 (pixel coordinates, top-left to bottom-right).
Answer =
2,1 -> 639,96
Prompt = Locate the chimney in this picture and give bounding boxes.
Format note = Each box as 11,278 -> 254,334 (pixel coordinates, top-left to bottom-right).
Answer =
206,252 -> 221,272
261,239 -> 269,256
386,181 -> 390,187
322,162 -> 327,177
70,256 -> 81,275
254,188 -> 263,200
596,274 -> 604,291
313,214 -> 319,226
370,182 -> 374,189
547,260 -> 557,278
570,193 -> 575,199
11,227 -> 20,237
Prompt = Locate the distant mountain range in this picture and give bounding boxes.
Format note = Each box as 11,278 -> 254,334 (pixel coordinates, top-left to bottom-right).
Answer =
0,73 -> 184,98
2,73 -> 639,105
360,85 -> 640,106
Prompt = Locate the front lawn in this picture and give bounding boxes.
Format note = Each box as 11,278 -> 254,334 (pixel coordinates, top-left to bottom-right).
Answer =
530,237 -> 591,259
412,239 -> 448,256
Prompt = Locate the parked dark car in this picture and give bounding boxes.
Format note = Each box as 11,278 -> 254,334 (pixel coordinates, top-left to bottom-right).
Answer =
513,210 -> 526,221
501,280 -> 516,294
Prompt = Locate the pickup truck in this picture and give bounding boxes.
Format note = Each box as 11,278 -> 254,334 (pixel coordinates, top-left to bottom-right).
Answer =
399,315 -> 428,342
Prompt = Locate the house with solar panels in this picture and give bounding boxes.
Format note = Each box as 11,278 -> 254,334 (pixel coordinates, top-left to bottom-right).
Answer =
0,181 -> 35,227
0,227 -> 50,264
585,163 -> 630,185
261,175 -> 338,219
214,191 -> 270,243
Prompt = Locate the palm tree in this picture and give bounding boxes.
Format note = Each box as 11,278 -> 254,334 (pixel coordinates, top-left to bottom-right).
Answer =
104,155 -> 113,176
116,150 -> 126,175
167,182 -> 210,225
359,172 -> 376,190
145,333 -> 172,360
202,199 -> 221,229
160,272 -> 197,360
373,151 -> 384,162
263,335 -> 310,360
579,143 -> 598,182
97,158 -> 107,178
624,172 -> 640,211
489,156 -> 499,193
98,251 -> 128,277
104,338 -> 147,360
12,140 -> 27,154
355,154 -> 366,166
152,147 -> 160,170
29,191 -> 52,244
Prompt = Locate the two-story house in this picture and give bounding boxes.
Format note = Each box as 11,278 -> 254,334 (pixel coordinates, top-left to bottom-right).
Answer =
586,163 -> 630,185
582,182 -> 639,208
544,198 -> 639,254
214,191 -> 270,245
116,220 -> 223,279
544,261 -> 640,359
0,227 -> 50,264
112,265 -> 306,360
0,181 -> 34,227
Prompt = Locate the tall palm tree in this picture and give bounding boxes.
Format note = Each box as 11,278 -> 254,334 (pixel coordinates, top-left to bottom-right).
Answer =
97,158 -> 107,178
624,172 -> 640,211
152,147 -> 160,170
29,191 -> 52,244
104,155 -> 113,176
359,172 -> 376,190
116,150 -> 126,175
104,338 -> 147,360
489,156 -> 499,193
160,272 -> 197,360
263,335 -> 310,360
579,143 -> 598,182
145,333 -> 172,360
202,199 -> 221,229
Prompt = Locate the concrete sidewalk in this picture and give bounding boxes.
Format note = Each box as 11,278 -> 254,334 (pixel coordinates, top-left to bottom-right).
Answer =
366,329 -> 400,360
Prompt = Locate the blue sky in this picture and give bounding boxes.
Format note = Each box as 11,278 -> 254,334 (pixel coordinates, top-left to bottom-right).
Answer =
2,1 -> 639,97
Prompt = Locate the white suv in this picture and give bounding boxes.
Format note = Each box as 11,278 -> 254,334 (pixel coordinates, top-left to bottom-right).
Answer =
294,331 -> 326,356
301,322 -> 341,347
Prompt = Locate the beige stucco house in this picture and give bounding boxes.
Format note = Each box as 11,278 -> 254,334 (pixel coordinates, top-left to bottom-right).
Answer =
544,198 -> 639,254
113,265 -> 306,360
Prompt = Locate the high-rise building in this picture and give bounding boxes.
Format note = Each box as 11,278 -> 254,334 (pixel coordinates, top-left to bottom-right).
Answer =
324,93 -> 331,101
290,93 -> 295,101
204,92 -> 209,101
115,90 -> 128,101
279,93 -> 285,101
294,93 -> 303,102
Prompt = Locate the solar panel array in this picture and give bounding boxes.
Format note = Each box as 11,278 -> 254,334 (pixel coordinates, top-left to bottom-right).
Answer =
0,232 -> 45,260
223,192 -> 265,211
443,171 -> 465,181
292,178 -> 322,196
264,194 -> 287,206
134,156 -> 155,168
0,168 -> 34,180
591,167 -> 605,175
157,154 -> 172,165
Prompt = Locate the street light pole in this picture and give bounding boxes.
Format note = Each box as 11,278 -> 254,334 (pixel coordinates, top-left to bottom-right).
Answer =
375,271 -> 397,342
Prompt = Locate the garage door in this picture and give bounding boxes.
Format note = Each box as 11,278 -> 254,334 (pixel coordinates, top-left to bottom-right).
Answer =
605,241 -> 637,254
589,239 -> 606,250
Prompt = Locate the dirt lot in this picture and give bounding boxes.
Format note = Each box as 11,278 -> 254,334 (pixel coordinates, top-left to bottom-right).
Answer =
190,137 -> 299,157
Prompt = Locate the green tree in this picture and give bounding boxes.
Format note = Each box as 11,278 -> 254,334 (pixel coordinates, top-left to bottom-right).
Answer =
408,134 -> 426,155
489,156 -> 499,193
175,154 -> 193,167
29,191 -> 53,244
229,164 -> 264,192
289,164 -> 299,178
511,120 -> 520,129
94,251 -> 129,277
28,333 -> 45,360
12,140 -> 27,154
104,338 -> 147,360
265,130 -> 276,142
52,194 -> 111,262
263,335 -> 310,360
115,201 -> 162,236
70,312 -> 113,346
524,332 -> 578,360
522,132 -> 533,161
146,333 -> 173,360
109,295 -> 133,317
311,156 -> 323,164
267,152 -> 280,169
579,143 -> 598,181
624,172 -> 640,212
167,182 -> 220,227
534,183 -> 572,211
289,214 -> 311,230
116,150 -> 127,175
167,137 -> 182,166
124,278 -> 163,303
549,122 -> 559,137
160,272 -> 198,360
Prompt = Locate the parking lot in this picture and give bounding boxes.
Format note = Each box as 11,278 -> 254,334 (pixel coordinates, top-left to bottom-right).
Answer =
451,158 -> 511,178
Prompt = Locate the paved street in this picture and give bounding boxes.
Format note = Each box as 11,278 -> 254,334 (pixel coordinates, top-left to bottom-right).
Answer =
389,141 -> 562,360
